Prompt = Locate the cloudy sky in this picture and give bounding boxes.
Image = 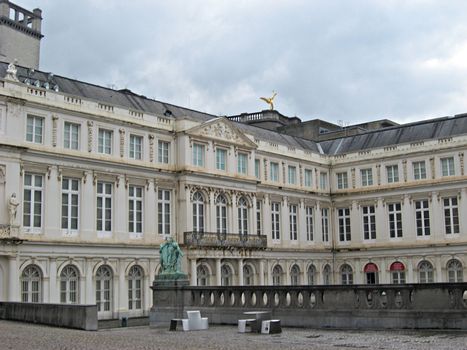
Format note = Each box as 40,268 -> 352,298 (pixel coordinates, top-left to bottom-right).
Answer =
16,0 -> 467,124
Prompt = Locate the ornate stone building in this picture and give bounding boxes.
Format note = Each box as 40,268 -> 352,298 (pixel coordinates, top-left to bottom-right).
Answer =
0,0 -> 466,321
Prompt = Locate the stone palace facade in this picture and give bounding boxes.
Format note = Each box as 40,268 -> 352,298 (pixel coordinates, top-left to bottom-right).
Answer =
0,1 -> 466,321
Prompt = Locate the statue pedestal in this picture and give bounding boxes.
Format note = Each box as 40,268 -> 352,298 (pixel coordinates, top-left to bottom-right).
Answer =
149,273 -> 190,327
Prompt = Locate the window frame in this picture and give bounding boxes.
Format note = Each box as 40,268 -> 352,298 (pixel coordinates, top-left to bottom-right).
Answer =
338,208 -> 351,242
61,177 -> 79,236
23,173 -> 44,233
360,168 -> 373,187
63,121 -> 80,150
192,143 -> 205,167
96,182 -> 113,237
386,164 -> 399,183
271,202 -> 281,241
216,147 -> 227,171
26,115 -> 44,144
157,140 -> 170,164
98,128 -> 113,155
129,134 -> 143,160
337,172 -> 348,189
129,185 -> 143,238
158,189 -> 171,235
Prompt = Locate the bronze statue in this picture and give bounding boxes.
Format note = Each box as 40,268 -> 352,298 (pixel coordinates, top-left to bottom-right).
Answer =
260,91 -> 277,110
159,237 -> 184,274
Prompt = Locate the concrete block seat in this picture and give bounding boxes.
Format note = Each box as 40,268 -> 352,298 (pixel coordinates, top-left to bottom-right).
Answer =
182,310 -> 209,331
169,318 -> 184,331
261,319 -> 282,334
238,319 -> 256,333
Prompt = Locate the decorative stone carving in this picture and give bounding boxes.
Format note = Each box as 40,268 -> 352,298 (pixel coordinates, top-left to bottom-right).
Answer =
0,164 -> 5,184
149,134 -> 155,162
52,115 -> 58,147
430,157 -> 435,179
5,61 -> 19,82
87,121 -> 93,152
459,152 -> 464,176
402,159 -> 407,182
0,224 -> 11,238
282,162 -> 286,183
299,164 -> 303,186
199,122 -> 240,143
263,159 -> 268,181
351,168 -> 356,189
376,164 -> 381,185
8,193 -> 19,226
119,128 -> 125,158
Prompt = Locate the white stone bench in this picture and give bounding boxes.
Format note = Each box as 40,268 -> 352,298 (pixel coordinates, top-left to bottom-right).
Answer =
237,318 -> 256,333
182,310 -> 208,331
261,319 -> 282,334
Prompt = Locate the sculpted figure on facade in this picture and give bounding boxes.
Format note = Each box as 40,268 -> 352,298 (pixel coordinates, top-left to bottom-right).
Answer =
5,60 -> 19,82
8,193 -> 19,226
159,237 -> 184,274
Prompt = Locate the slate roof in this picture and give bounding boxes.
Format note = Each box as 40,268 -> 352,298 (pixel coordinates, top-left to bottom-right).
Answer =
2,61 -> 467,156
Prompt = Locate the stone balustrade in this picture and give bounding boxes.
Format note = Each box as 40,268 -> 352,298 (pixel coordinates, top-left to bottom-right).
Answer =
183,231 -> 268,250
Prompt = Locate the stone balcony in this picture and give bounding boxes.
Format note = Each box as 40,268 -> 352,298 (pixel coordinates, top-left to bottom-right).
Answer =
183,231 -> 267,250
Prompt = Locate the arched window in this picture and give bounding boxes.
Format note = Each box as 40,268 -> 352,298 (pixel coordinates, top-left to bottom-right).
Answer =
243,265 -> 254,286
447,259 -> 463,282
21,265 -> 42,303
221,264 -> 232,286
216,194 -> 227,234
340,264 -> 353,285
364,263 -> 379,284
60,265 -> 79,304
307,265 -> 316,285
96,265 -> 112,313
197,264 -> 209,286
128,265 -> 143,310
192,192 -> 205,232
323,264 -> 331,285
418,261 -> 434,283
290,264 -> 300,286
390,261 -> 406,284
272,265 -> 283,286
238,197 -> 248,235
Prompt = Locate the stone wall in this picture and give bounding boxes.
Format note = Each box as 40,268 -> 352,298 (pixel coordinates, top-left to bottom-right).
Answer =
0,302 -> 98,330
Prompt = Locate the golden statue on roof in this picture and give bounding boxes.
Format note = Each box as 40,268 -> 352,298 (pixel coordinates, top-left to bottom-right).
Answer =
260,91 -> 277,110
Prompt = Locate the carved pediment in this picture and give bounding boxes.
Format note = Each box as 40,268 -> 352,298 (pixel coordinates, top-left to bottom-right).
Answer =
187,118 -> 257,148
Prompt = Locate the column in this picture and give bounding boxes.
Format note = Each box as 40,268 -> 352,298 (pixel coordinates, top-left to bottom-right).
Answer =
375,198 -> 385,244
281,196 -> 288,242
191,258 -> 197,286
185,186 -> 193,232
48,258 -> 58,303
85,258 -> 94,304
81,172 -> 95,241
430,192 -> 442,240
251,195 -> 257,235
435,255 -> 443,282
115,176 -> 126,240
8,255 -> 19,302
402,194 -> 414,241
232,192 -> 238,234
45,166 -> 60,239
237,259 -> 243,286
460,188 -> 467,234
259,259 -> 265,285
263,194 -> 271,245
298,199 -> 306,243
351,200 -> 361,245
215,259 -> 221,286
266,260 -> 272,286
209,190 -> 216,233
285,261 -> 290,285
118,260 -> 128,316
315,201 -> 322,245
145,179 -> 156,236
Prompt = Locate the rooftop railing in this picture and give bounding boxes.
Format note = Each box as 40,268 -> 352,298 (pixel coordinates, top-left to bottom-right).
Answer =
183,231 -> 267,250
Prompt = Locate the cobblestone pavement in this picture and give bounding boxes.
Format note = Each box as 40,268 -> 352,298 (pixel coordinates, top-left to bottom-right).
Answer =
0,320 -> 466,350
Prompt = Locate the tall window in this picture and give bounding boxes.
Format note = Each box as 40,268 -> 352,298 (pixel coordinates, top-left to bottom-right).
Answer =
305,206 -> 313,241
158,189 -> 171,235
216,195 -> 227,234
388,203 -> 402,238
338,208 -> 351,242
304,169 -> 312,187
61,178 -> 79,234
323,264 -> 331,285
96,265 -> 112,313
21,265 -> 41,303
129,135 -> 143,160
271,202 -> 280,240
128,265 -> 143,311
290,264 -> 300,285
319,172 -> 328,190
360,168 -> 373,186
441,157 -> 455,177
255,159 -> 260,179
307,265 -> 316,285
413,161 -> 426,180
26,115 -> 44,143
192,192 -> 204,232
192,143 -> 204,167
390,262 -> 406,284
418,261 -> 434,283
243,265 -> 254,285
158,140 -> 169,163
64,122 -> 79,150
237,153 -> 248,174
341,264 -> 353,285
272,265 -> 283,286
23,173 -> 43,232
60,265 -> 79,304
270,162 -> 279,182
289,204 -> 297,240
98,129 -> 112,154
288,166 -> 296,185
216,148 -> 227,171
221,265 -> 232,286
447,259 -> 463,282
238,197 -> 248,235
362,205 -> 376,240
197,265 -> 209,286
337,172 -> 348,189
386,165 -> 399,183
321,208 -> 329,242
256,200 -> 262,235
97,182 -> 112,234
129,186 -> 143,237
444,197 -> 459,234
415,200 -> 430,236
